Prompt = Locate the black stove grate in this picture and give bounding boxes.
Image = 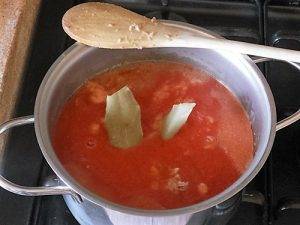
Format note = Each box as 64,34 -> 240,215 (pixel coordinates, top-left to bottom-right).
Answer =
0,0 -> 299,225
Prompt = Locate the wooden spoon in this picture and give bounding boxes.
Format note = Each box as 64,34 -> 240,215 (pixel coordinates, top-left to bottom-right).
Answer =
62,2 -> 300,63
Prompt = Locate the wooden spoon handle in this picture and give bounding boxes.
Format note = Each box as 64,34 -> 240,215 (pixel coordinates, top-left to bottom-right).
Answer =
171,35 -> 300,63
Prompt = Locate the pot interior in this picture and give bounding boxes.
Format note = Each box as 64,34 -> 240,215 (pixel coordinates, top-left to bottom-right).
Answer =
35,24 -> 276,216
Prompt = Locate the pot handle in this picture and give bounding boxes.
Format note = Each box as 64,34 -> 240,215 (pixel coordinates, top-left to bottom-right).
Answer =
0,116 -> 82,202
253,57 -> 300,131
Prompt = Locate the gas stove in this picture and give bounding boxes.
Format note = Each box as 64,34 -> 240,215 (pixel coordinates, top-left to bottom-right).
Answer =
0,0 -> 299,225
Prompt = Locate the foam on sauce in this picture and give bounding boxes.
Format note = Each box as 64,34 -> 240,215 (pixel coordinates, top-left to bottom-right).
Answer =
52,61 -> 253,209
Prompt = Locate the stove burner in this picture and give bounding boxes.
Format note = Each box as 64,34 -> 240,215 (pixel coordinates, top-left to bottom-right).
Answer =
277,197 -> 300,215
167,12 -> 187,23
144,11 -> 187,23
242,190 -> 266,206
144,11 -> 163,19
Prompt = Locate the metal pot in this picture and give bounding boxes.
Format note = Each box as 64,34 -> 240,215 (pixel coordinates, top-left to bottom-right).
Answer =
0,21 -> 299,225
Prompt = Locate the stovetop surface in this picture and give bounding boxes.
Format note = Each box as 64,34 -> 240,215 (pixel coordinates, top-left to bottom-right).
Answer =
0,0 -> 299,225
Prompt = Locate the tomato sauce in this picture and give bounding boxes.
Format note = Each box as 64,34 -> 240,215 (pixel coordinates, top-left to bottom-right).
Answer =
52,61 -> 253,209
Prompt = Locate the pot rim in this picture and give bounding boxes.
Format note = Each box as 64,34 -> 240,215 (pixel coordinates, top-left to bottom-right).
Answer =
34,20 -> 277,216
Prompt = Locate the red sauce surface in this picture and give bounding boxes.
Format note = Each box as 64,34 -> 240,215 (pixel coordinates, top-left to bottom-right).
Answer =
52,61 -> 253,209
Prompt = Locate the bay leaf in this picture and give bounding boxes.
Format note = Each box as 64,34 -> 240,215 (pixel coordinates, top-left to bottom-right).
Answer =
162,103 -> 196,140
104,86 -> 143,148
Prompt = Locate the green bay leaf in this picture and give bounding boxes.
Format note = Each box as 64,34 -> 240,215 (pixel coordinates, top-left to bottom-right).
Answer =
104,86 -> 143,149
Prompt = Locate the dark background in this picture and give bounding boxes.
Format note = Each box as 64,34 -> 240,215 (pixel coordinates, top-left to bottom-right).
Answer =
0,0 -> 299,225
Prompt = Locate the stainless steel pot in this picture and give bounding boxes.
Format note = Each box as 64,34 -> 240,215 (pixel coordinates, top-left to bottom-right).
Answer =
0,21 -> 299,225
